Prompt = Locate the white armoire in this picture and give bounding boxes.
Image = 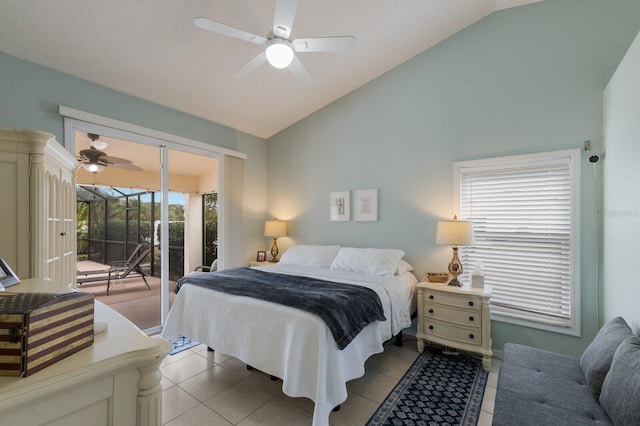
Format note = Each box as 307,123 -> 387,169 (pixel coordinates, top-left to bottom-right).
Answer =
0,128 -> 77,287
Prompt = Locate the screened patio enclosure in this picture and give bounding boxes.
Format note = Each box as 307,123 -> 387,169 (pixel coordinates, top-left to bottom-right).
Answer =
77,185 -> 218,282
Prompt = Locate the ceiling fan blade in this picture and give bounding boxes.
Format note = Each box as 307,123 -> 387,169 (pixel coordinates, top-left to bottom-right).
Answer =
288,56 -> 313,86
292,36 -> 357,52
79,146 -> 106,161
194,17 -> 266,45
109,163 -> 144,172
273,0 -> 298,38
233,52 -> 267,79
99,155 -> 133,164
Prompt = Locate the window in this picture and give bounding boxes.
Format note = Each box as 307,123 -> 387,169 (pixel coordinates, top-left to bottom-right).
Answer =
454,149 -> 580,335
202,192 -> 218,267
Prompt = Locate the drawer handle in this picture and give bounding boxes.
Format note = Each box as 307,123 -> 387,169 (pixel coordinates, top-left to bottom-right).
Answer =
469,316 -> 474,322
429,295 -> 434,300
428,325 -> 434,330
469,333 -> 475,339
428,309 -> 434,314
468,301 -> 474,307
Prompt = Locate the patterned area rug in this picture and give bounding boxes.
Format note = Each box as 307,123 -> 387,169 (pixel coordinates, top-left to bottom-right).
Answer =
165,335 -> 200,355
366,346 -> 488,425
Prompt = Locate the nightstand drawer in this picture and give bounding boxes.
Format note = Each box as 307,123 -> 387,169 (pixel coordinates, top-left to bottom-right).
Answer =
424,303 -> 481,328
423,291 -> 481,310
423,319 -> 482,346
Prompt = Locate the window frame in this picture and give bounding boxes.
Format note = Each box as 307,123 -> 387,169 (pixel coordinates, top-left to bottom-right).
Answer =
453,149 -> 581,336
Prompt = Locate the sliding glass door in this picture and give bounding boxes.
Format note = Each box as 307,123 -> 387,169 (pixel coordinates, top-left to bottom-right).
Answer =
69,123 -> 220,334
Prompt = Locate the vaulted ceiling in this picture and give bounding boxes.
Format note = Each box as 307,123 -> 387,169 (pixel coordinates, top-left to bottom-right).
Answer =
0,0 -> 542,138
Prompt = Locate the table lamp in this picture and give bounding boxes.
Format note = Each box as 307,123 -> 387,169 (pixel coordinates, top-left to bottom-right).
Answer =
264,219 -> 287,262
436,215 -> 475,286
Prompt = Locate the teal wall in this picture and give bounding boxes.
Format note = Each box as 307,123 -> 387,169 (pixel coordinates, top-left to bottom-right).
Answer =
266,0 -> 640,356
0,52 -> 268,265
0,53 -> 246,150
603,31 -> 640,335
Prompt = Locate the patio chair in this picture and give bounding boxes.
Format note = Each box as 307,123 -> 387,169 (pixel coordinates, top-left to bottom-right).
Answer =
76,244 -> 152,295
106,246 -> 152,295
192,259 -> 217,273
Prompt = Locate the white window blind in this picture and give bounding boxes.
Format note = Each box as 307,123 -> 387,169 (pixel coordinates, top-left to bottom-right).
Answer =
454,149 -> 580,334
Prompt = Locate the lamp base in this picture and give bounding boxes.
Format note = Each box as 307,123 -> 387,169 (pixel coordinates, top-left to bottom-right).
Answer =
269,238 -> 279,262
447,278 -> 463,287
447,246 -> 463,287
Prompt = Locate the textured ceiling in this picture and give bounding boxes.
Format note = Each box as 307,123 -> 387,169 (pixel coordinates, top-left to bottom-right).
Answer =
0,0 -> 541,138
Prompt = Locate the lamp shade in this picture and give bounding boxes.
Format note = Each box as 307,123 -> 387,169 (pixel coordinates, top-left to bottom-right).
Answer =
264,220 -> 287,238
436,218 -> 475,246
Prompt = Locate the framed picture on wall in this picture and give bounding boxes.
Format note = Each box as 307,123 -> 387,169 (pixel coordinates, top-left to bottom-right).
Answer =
355,189 -> 378,222
0,257 -> 20,288
330,191 -> 350,222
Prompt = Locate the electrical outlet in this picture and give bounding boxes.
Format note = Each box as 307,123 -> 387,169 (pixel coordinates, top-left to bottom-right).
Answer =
584,140 -> 591,151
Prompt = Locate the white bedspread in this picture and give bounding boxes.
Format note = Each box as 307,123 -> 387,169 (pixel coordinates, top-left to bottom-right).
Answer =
161,264 -> 415,426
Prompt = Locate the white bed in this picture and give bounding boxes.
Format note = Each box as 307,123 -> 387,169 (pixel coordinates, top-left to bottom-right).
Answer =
161,246 -> 417,426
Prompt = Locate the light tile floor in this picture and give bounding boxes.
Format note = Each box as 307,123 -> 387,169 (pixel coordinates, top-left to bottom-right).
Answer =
161,340 -> 500,425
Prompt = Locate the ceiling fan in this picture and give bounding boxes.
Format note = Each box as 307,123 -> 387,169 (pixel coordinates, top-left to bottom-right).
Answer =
194,0 -> 356,85
77,134 -> 144,173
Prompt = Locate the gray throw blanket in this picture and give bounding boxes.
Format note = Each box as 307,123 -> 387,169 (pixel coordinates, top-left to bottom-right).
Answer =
175,267 -> 386,350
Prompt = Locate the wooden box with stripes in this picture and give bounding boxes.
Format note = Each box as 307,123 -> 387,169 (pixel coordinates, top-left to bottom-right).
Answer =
0,292 -> 94,377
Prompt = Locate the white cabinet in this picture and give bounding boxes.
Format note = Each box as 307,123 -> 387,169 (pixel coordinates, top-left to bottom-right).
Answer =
416,281 -> 493,371
0,129 -> 77,287
0,278 -> 171,425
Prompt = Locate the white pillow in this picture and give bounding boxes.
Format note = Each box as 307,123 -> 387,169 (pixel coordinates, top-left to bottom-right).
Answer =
395,259 -> 415,275
330,247 -> 405,277
278,245 -> 341,268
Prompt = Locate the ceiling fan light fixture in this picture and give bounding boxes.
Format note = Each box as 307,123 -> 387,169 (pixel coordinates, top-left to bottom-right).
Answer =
82,162 -> 106,173
265,38 -> 294,69
88,133 -> 108,150
91,140 -> 108,150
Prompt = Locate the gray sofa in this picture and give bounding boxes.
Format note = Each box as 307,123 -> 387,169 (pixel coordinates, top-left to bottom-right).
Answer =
493,317 -> 640,425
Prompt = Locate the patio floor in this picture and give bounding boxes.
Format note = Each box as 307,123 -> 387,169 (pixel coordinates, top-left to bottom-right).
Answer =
76,260 -> 177,332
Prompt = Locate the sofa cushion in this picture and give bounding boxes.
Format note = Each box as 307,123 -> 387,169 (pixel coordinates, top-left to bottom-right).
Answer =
494,344 -> 611,425
599,335 -> 640,426
502,342 -> 586,381
580,317 -> 633,397
493,389 -> 611,426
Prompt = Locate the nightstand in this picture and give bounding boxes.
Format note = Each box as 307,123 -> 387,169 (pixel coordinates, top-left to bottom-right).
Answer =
416,281 -> 492,371
249,261 -> 274,267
